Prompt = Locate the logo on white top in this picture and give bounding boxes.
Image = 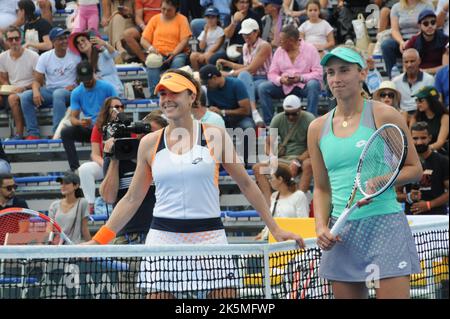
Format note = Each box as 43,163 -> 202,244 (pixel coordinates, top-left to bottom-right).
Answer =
356,140 -> 367,148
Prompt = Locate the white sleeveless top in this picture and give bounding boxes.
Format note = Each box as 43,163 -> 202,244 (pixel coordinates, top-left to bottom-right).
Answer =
151,121 -> 221,220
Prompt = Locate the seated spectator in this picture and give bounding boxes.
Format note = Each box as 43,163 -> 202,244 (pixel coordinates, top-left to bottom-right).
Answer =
410,86 -> 449,155
0,26 -> 39,140
217,18 -> 271,127
72,0 -> 100,33
0,142 -> 10,174
121,0 -> 161,63
0,1 -> 19,33
257,24 -> 322,123
34,0 -> 54,24
190,7 -> 225,71
101,0 -> 135,59
396,121 -> 449,215
209,0 -> 263,65
78,97 -> 125,215
381,0 -> 434,78
393,48 -> 434,121
374,0 -> 397,32
253,95 -> 314,204
69,30 -> 124,96
61,61 -> 117,172
404,9 -> 449,75
17,0 -> 52,55
191,87 -> 226,127
179,0 -> 203,21
141,0 -> 192,96
49,171 -> 91,244
259,0 -> 286,49
436,0 -> 449,36
282,0 -> 308,25
0,173 -> 28,209
20,27 -> 81,139
190,0 -> 231,38
200,64 -> 254,130
435,61 -> 449,108
255,162 -> 309,241
298,0 -> 335,56
373,80 -> 402,112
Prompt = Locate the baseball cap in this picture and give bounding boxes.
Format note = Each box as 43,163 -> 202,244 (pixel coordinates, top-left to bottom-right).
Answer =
260,0 -> 283,5
199,64 -> 222,84
418,9 -> 436,23
56,171 -> 80,185
239,18 -> 260,35
154,71 -> 198,95
321,46 -> 366,68
49,27 -> 70,41
412,86 -> 439,99
204,6 -> 220,17
283,95 -> 301,111
76,61 -> 94,82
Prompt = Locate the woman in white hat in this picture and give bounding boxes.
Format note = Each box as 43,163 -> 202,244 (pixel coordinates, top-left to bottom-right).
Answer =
373,81 -> 408,124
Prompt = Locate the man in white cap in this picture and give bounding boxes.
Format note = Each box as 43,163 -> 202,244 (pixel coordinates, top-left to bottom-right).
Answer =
252,94 -> 315,204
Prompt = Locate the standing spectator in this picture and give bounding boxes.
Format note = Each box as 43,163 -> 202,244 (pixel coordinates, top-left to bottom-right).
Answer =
191,88 -> 226,127
255,162 -> 310,240
396,121 -> 449,215
393,48 -> 434,120
69,30 -> 124,96
190,7 -> 225,71
72,0 -> 100,33
78,97 -> 124,214
216,18 -> 271,126
410,86 -> 449,155
61,61 -> 117,172
20,27 -> 81,140
0,173 -> 28,209
0,143 -> 10,174
435,63 -> 449,108
101,0 -> 135,58
404,9 -> 449,75
253,95 -> 314,204
48,171 -> 91,243
18,0 -> 53,55
141,0 -> 192,96
298,0 -> 335,57
257,25 -> 322,123
200,64 -> 254,130
436,0 -> 449,36
190,0 -> 232,38
121,0 -> 161,63
381,0 -> 434,78
0,26 -> 39,140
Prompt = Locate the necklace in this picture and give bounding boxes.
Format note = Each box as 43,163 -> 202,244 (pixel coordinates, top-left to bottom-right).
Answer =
342,115 -> 354,128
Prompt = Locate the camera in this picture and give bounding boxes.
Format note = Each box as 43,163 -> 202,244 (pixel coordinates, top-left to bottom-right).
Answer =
103,112 -> 152,160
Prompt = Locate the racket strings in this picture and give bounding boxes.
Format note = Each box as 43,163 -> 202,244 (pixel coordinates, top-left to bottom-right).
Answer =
358,127 -> 405,196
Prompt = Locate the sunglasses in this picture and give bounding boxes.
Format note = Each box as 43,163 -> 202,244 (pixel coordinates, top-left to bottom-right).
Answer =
2,184 -> 18,191
6,36 -> 20,42
285,111 -> 300,118
379,92 -> 395,99
111,104 -> 125,110
421,20 -> 436,27
416,98 -> 426,103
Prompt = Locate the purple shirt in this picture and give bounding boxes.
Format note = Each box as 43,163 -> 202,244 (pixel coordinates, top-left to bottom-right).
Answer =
268,40 -> 323,94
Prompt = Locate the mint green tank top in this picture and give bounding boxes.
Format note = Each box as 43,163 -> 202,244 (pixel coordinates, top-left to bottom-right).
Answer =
319,100 -> 401,220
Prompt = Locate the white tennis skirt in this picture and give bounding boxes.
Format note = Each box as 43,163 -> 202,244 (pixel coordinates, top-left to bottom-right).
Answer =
138,229 -> 239,294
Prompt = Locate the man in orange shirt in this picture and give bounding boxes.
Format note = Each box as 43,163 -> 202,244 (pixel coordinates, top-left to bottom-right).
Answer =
122,0 -> 162,63
140,0 -> 192,95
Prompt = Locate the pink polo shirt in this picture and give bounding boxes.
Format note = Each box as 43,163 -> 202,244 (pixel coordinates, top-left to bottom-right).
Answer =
268,40 -> 323,94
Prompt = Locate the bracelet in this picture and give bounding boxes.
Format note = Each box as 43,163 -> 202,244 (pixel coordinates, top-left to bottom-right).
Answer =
406,193 -> 414,204
221,109 -> 226,117
92,226 -> 116,245
426,201 -> 432,211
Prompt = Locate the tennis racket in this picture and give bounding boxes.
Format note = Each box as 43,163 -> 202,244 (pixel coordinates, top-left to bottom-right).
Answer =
0,207 -> 73,245
330,123 -> 408,237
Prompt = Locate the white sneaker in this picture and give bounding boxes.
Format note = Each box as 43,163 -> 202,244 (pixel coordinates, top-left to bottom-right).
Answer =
252,110 -> 264,126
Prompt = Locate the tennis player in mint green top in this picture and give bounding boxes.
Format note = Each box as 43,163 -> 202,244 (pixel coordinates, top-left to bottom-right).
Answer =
308,46 -> 423,299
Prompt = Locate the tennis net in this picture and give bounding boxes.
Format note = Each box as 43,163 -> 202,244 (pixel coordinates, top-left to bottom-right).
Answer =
0,216 -> 447,299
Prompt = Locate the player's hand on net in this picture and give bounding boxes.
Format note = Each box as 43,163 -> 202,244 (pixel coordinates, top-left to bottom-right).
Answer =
272,229 -> 305,248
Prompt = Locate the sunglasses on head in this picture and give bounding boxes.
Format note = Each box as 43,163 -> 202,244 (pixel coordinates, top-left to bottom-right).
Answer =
421,19 -> 436,27
379,92 -> 395,99
2,184 -> 18,191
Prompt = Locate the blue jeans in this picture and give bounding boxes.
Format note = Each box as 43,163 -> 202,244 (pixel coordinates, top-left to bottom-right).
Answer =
257,80 -> 321,124
146,53 -> 187,97
20,88 -> 71,136
381,37 -> 402,79
0,159 -> 11,174
237,71 -> 267,103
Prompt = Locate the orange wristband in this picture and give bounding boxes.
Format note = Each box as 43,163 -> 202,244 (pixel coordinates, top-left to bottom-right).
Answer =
93,226 -> 116,245
426,201 -> 432,211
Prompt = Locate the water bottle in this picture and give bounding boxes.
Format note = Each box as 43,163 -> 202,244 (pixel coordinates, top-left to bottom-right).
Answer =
366,68 -> 383,94
391,65 -> 401,79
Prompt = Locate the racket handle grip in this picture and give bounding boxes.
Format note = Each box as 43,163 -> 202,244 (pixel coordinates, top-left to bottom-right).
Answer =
330,206 -> 356,237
